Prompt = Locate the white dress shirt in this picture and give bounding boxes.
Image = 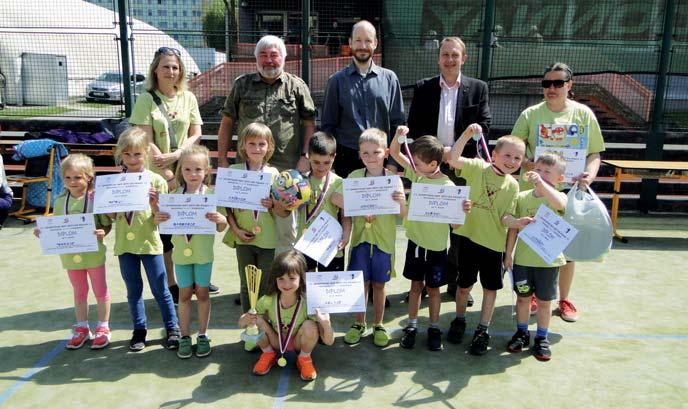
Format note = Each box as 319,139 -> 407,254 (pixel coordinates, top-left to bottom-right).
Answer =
436,73 -> 461,147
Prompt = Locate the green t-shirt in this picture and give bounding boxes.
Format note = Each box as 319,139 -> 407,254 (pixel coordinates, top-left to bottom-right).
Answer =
337,168 -> 400,255
52,192 -> 111,270
222,164 -> 279,250
511,100 -> 605,189
453,158 -> 519,252
402,167 -> 453,252
513,189 -> 566,267
169,186 -> 226,265
255,294 -> 313,335
130,90 -> 203,175
297,172 -> 344,257
113,170 -> 168,256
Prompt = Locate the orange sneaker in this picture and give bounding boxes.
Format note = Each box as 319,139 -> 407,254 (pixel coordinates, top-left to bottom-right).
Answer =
66,326 -> 92,350
91,326 -> 111,350
253,351 -> 277,375
296,355 -> 317,381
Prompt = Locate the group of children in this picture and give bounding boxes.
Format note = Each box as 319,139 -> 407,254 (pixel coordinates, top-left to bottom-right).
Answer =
37,119 -> 572,382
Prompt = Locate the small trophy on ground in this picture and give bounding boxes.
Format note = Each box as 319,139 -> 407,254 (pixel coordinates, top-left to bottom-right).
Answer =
240,264 -> 264,343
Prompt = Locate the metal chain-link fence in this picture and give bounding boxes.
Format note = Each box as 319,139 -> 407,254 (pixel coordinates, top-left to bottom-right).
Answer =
1,0 -> 686,135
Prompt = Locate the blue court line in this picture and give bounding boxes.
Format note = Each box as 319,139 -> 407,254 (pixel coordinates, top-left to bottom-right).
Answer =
0,339 -> 66,408
272,352 -> 295,409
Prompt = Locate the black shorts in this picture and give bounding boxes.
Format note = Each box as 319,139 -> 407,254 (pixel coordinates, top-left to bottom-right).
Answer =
445,233 -> 461,285
305,254 -> 345,272
160,233 -> 174,253
456,236 -> 504,291
402,240 -> 447,288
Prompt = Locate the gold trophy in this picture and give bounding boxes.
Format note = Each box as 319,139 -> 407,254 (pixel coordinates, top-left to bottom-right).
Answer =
240,264 -> 264,343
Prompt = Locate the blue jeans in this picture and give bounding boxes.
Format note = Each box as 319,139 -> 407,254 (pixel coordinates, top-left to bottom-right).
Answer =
118,253 -> 178,330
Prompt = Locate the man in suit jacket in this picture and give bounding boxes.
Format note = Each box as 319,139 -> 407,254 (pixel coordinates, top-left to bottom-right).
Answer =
407,37 -> 491,162
407,37 -> 491,304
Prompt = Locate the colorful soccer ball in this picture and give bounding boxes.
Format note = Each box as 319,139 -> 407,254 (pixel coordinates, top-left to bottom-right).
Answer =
270,169 -> 311,210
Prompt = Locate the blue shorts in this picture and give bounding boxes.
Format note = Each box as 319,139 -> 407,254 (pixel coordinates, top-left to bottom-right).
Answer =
175,262 -> 213,288
402,240 -> 447,288
349,243 -> 391,284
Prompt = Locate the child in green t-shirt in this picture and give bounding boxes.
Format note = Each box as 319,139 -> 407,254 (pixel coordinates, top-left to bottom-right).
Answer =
390,126 -> 468,351
503,152 -> 567,361
445,124 -> 525,356
330,128 -> 407,348
296,131 -> 351,271
154,145 -> 228,359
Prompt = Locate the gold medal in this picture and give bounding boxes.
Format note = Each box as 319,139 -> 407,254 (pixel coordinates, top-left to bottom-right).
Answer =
183,248 -> 193,257
72,255 -> 82,263
277,356 -> 287,367
365,222 -> 372,229
126,232 -> 135,241
253,226 -> 262,234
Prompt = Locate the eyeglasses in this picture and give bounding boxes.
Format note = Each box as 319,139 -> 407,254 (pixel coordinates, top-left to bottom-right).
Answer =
156,47 -> 181,57
541,79 -> 569,88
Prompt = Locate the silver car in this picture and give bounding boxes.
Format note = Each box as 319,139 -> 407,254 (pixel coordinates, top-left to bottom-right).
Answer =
86,72 -> 146,103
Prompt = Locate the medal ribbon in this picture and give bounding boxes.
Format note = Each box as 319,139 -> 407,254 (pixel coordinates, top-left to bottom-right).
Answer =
245,162 -> 263,227
403,139 -> 440,176
275,294 -> 302,359
305,171 -> 331,225
64,191 -> 90,215
182,184 -> 205,243
474,132 -> 507,176
123,168 -> 136,228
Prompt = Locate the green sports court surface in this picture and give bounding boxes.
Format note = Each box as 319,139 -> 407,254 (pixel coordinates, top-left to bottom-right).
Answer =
0,215 -> 686,408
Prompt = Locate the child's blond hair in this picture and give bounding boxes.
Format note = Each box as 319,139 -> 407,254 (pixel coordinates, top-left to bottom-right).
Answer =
238,122 -> 275,164
60,153 -> 95,194
494,135 -> 526,153
115,127 -> 149,165
174,144 -> 212,186
358,128 -> 388,148
535,151 -> 566,174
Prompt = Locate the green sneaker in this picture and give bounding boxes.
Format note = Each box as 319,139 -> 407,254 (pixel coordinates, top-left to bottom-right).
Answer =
244,340 -> 257,352
196,335 -> 211,357
177,336 -> 192,359
344,322 -> 367,344
373,325 -> 389,347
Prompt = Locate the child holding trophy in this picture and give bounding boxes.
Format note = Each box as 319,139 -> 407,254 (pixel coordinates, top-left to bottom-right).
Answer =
239,251 -> 334,381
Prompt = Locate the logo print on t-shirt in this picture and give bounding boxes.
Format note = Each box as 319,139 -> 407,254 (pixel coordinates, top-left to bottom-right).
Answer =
475,181 -> 500,211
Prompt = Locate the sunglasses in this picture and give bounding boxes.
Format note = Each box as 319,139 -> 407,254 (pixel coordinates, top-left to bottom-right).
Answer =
156,47 -> 181,57
541,79 -> 570,88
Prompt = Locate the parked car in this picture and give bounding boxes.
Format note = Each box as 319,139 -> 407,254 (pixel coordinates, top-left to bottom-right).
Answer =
86,72 -> 146,103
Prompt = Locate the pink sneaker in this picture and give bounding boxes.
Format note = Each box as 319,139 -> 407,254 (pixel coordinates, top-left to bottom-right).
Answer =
66,326 -> 92,350
530,295 -> 538,316
559,299 -> 579,322
91,326 -> 111,349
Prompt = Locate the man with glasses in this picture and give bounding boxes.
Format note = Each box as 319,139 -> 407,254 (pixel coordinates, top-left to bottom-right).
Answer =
407,37 -> 491,305
217,35 -> 316,255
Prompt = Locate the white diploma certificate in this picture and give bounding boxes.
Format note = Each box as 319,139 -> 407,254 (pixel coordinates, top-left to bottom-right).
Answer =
93,172 -> 151,214
305,270 -> 366,314
294,212 -> 342,267
158,194 -> 217,235
215,168 -> 271,212
36,214 -> 98,255
407,184 -> 470,224
535,146 -> 586,184
518,205 -> 579,264
342,175 -> 402,217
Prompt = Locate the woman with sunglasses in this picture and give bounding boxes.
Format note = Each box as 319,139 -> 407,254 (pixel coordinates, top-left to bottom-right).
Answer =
130,47 -> 205,302
511,62 -> 605,324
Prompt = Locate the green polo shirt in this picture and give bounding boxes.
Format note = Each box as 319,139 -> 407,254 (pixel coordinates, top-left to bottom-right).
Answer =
169,186 -> 226,265
222,72 -> 316,171
222,164 -> 279,250
130,90 -> 203,176
113,170 -> 168,256
402,168 -> 454,252
53,192 -> 111,270
453,158 -> 519,253
513,190 -> 567,267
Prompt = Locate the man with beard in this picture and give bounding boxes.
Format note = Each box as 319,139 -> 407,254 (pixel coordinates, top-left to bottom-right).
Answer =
321,20 -> 405,177
218,35 -> 316,256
